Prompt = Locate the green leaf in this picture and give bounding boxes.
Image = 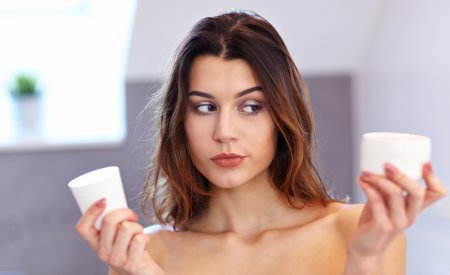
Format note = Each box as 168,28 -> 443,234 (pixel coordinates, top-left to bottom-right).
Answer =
11,73 -> 38,97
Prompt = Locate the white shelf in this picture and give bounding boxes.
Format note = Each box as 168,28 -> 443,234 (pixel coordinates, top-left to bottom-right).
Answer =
0,137 -> 125,153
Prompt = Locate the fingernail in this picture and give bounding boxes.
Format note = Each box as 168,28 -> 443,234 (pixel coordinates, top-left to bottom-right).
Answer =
95,198 -> 106,207
361,171 -> 372,181
385,163 -> 398,176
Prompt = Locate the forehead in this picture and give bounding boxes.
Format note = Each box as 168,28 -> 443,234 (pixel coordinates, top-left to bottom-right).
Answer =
188,55 -> 259,92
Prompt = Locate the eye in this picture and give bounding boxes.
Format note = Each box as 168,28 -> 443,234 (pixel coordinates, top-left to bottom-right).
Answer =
239,101 -> 262,115
194,103 -> 216,115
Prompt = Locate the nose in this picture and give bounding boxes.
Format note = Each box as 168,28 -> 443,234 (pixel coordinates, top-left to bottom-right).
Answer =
213,109 -> 238,143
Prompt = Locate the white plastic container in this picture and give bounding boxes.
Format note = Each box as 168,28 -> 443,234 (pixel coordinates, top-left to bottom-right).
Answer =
360,132 -> 431,180
68,166 -> 128,229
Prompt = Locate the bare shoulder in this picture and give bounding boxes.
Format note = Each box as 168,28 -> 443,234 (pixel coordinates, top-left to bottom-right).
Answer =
333,203 -> 365,238
144,223 -> 175,235
143,224 -> 178,266
335,203 -> 365,219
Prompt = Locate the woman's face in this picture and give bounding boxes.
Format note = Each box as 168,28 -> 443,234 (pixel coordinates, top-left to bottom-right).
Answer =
184,55 -> 277,190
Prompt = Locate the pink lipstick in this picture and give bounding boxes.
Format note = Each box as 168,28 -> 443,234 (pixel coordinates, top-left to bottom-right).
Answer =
210,153 -> 246,168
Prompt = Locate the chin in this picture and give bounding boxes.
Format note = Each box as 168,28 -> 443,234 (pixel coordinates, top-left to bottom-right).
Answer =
208,176 -> 247,190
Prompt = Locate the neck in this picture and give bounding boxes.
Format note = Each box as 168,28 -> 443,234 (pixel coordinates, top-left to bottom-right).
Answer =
189,171 -> 308,240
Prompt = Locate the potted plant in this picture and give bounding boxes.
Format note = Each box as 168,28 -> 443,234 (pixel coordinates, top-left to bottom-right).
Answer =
11,73 -> 39,98
10,73 -> 42,138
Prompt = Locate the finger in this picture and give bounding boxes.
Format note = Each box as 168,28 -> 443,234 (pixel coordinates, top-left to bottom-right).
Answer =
422,162 -> 448,209
97,208 -> 139,262
75,198 -> 106,250
385,163 -> 425,223
109,221 -> 143,267
362,172 -> 408,229
359,177 -> 392,232
127,234 -> 150,267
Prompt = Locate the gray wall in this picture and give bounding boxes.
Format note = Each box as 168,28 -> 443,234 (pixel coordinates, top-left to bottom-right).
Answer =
308,75 -> 353,200
0,75 -> 352,275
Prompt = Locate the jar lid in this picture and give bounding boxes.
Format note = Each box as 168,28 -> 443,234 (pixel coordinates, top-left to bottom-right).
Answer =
361,132 -> 431,157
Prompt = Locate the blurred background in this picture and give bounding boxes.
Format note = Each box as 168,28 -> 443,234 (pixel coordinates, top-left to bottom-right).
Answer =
0,0 -> 449,274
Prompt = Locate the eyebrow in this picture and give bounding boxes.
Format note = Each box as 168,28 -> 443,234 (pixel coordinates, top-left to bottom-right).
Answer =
188,86 -> 262,99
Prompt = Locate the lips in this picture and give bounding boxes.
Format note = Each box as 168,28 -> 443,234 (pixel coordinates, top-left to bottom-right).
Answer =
210,153 -> 246,168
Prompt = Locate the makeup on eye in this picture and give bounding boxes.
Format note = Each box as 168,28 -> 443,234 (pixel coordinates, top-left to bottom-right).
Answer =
190,99 -> 264,116
238,100 -> 263,115
187,86 -> 266,116
192,103 -> 216,115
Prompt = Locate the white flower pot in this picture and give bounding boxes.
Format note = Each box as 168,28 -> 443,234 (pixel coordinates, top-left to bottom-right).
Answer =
14,96 -> 42,139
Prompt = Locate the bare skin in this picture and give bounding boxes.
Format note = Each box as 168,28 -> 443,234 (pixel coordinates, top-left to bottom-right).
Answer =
88,195 -> 403,275
142,203 -> 404,275
77,55 -> 447,275
147,204 -> 346,274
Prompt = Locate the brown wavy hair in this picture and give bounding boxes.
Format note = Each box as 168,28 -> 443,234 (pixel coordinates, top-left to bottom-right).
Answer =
141,10 -> 339,231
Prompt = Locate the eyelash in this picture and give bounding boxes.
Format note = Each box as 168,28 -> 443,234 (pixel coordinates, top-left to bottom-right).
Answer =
192,102 -> 263,116
193,103 -> 216,115
239,103 -> 262,116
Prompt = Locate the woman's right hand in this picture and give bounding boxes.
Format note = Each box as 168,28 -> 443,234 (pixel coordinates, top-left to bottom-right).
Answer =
76,198 -> 164,275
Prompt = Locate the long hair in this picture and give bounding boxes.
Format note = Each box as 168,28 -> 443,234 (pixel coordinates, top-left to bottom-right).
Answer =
141,10 -> 338,231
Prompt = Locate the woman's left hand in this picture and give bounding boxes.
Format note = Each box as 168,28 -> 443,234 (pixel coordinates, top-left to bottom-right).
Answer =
346,162 -> 447,273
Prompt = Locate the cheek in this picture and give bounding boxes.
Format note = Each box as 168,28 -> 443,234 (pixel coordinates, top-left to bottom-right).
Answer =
184,115 -> 210,157
185,112 -> 200,138
244,116 -> 277,156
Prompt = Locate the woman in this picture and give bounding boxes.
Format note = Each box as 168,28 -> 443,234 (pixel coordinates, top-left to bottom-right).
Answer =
76,10 -> 447,275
